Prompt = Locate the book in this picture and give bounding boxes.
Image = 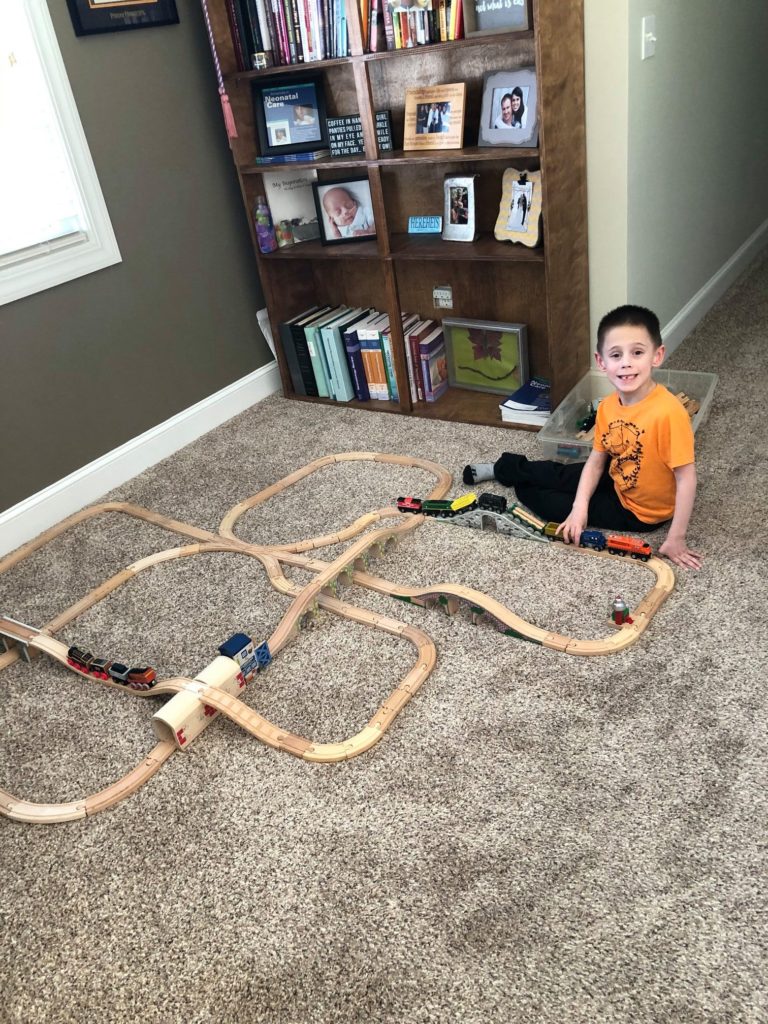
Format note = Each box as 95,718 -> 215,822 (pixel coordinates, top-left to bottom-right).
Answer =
501,376 -> 551,411
499,405 -> 549,426
342,318 -> 372,401
312,305 -> 353,398
225,0 -> 248,70
378,317 -> 399,402
278,305 -> 325,395
261,168 -> 320,241
419,325 -> 448,402
321,307 -> 370,401
357,312 -> 390,400
253,149 -> 331,165
303,305 -> 346,396
406,319 -> 435,402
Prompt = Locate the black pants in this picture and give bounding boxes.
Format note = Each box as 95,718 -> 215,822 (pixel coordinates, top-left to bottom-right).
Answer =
493,453 -> 661,532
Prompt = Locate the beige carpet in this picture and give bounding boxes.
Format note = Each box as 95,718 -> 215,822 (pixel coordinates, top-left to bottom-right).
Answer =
1,254 -> 766,1023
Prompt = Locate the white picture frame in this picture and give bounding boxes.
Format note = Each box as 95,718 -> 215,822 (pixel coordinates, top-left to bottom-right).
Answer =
478,68 -> 538,149
442,175 -> 477,242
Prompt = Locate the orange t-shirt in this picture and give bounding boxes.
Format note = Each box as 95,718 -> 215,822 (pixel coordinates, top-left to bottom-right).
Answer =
593,384 -> 695,523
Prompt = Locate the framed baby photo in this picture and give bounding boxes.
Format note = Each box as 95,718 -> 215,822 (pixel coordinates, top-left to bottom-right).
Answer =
443,317 -> 529,396
312,177 -> 377,246
66,0 -> 178,34
494,168 -> 543,246
442,175 -> 477,242
478,68 -> 538,148
403,83 -> 466,151
252,75 -> 329,158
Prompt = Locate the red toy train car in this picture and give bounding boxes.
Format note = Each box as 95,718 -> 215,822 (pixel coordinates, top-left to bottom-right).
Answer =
66,646 -> 157,690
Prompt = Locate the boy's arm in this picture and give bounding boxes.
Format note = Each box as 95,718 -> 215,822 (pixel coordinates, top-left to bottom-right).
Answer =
556,448 -> 608,544
658,462 -> 702,569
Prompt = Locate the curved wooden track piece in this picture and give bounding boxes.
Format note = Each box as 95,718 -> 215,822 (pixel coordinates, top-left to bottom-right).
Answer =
0,452 -> 675,822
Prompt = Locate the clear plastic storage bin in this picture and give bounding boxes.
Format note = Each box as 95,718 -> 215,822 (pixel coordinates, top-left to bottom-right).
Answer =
537,368 -> 718,463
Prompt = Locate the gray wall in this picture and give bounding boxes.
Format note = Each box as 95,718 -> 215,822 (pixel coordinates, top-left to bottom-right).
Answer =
0,3 -> 269,512
585,0 -> 768,343
627,0 -> 768,322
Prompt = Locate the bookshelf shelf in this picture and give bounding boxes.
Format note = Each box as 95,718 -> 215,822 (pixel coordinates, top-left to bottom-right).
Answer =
388,234 -> 545,262
209,0 -> 589,427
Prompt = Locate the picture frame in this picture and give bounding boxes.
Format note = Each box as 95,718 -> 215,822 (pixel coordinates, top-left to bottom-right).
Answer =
252,75 -> 329,159
494,168 -> 543,246
65,0 -> 179,35
442,175 -> 477,242
478,68 -> 538,149
313,177 -> 377,246
443,317 -> 529,396
403,83 -> 466,151
463,0 -> 530,37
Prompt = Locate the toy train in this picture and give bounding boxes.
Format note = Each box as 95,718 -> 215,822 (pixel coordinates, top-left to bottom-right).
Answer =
396,492 -> 653,561
66,646 -> 157,690
218,632 -> 272,683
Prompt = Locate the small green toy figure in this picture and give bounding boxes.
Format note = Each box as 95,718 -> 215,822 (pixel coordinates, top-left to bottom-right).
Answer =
610,594 -> 633,626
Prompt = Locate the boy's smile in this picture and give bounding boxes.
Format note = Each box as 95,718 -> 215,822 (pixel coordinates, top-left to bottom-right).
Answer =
595,324 -> 665,405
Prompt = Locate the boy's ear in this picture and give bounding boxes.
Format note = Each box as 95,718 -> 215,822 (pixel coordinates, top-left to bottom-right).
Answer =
594,349 -> 607,371
652,344 -> 666,367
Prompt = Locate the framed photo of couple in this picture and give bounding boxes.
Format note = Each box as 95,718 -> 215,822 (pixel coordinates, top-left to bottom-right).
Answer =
478,68 -> 538,149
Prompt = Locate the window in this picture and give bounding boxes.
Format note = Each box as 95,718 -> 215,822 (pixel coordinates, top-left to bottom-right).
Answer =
0,0 -> 121,305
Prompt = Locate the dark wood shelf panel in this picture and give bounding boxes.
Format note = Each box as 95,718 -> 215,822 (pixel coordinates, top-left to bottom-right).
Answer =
412,387 -> 541,431
389,233 -> 544,262
362,30 -> 534,62
258,238 -> 381,260
291,394 -> 403,414
226,30 -> 535,83
240,146 -> 538,175
378,146 -> 539,166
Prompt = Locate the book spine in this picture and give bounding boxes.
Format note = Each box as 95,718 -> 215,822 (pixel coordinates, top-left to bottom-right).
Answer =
225,0 -> 248,70
310,0 -> 326,59
281,0 -> 299,62
409,333 -> 425,401
403,329 -> 418,404
263,0 -> 283,62
380,327 -> 399,402
344,333 -> 371,401
278,322 -> 307,395
297,0 -> 315,60
291,325 -> 320,396
244,0 -> 264,55
328,327 -> 354,401
254,0 -> 274,57
305,328 -> 330,397
290,0 -> 305,58
381,0 -> 395,49
270,0 -> 290,63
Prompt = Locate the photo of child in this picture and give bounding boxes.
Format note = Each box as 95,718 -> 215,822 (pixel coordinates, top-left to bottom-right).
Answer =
315,179 -> 377,243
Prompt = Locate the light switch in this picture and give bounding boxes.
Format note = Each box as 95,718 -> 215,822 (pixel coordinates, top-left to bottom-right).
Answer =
641,15 -> 656,60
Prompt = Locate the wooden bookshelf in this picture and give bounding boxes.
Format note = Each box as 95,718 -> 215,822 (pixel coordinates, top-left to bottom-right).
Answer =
207,0 -> 589,427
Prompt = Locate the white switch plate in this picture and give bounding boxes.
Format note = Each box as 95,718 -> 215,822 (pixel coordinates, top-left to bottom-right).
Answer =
433,285 -> 453,309
641,14 -> 656,59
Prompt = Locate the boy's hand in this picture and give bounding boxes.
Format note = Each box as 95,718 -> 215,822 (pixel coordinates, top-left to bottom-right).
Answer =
556,508 -> 587,545
659,535 -> 702,570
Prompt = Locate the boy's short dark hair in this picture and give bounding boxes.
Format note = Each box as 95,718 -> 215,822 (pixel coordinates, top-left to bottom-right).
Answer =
597,305 -> 662,353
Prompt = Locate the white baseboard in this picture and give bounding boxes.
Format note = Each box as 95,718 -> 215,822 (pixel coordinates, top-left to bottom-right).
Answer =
662,217 -> 768,355
0,361 -> 281,558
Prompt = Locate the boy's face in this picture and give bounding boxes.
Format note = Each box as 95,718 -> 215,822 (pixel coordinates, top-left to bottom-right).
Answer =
595,324 -> 665,405
323,188 -> 358,228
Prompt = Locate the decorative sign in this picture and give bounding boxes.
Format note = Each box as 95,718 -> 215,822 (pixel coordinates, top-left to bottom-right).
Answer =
408,216 -> 443,234
464,0 -> 530,37
327,111 -> 393,158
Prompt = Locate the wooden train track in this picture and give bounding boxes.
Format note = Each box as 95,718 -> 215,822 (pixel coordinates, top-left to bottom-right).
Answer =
0,453 -> 674,823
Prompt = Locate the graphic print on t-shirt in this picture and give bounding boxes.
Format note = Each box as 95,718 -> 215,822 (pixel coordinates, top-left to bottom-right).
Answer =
601,419 -> 644,492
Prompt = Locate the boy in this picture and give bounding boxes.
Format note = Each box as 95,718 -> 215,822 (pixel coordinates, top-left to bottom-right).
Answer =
321,186 -> 375,239
463,305 -> 702,569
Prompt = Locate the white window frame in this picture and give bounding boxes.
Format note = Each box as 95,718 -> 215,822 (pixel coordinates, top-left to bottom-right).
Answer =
0,0 -> 121,306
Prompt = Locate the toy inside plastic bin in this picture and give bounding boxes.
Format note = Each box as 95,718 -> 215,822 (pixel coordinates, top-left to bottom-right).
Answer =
537,368 -> 718,463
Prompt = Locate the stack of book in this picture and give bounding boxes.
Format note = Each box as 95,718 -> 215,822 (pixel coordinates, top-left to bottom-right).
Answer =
278,305 -> 406,403
499,376 -> 551,426
403,319 -> 449,404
